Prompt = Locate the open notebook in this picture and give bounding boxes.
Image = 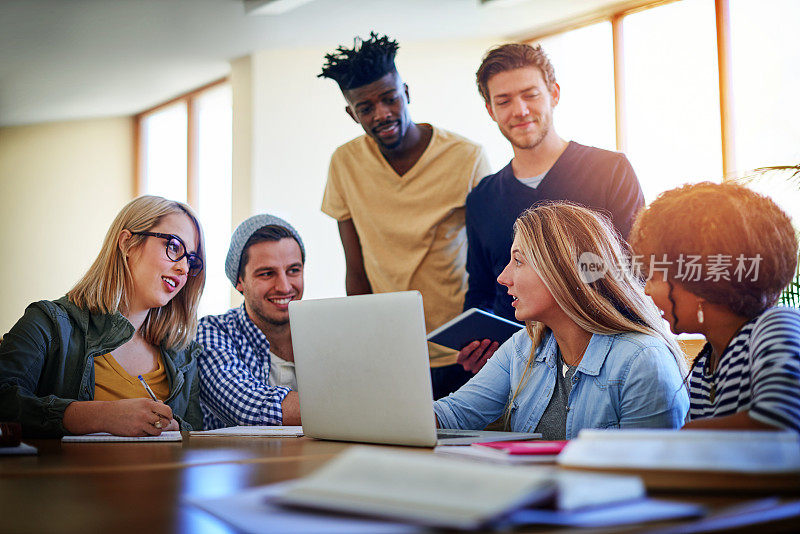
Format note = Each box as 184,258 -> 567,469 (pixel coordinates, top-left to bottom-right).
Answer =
189,426 -> 303,437
558,429 -> 800,473
62,431 -> 183,442
270,446 -> 645,529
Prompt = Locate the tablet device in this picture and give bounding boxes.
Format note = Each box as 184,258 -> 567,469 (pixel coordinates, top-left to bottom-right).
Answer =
427,308 -> 523,351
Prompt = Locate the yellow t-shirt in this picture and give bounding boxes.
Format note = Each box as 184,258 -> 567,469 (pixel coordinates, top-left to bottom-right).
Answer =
94,352 -> 170,402
321,126 -> 491,366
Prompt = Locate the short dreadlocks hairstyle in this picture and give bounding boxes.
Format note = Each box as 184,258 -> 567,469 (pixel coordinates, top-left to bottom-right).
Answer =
318,32 -> 400,91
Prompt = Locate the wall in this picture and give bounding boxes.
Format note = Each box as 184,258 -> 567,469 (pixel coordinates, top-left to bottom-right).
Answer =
229,55 -> 253,308
0,118 -> 134,333
245,37 -> 512,300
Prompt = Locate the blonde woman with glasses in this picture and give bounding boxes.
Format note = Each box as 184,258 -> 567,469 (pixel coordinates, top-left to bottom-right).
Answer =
0,196 -> 205,437
434,202 -> 688,439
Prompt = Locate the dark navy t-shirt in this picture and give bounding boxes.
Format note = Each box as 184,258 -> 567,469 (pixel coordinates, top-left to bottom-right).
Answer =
464,141 -> 644,321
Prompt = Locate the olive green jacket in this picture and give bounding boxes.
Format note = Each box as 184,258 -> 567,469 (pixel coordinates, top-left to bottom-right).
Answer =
0,297 -> 202,437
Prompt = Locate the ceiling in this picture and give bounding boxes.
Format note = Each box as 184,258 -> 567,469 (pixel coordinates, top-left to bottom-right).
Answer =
0,0 -> 624,127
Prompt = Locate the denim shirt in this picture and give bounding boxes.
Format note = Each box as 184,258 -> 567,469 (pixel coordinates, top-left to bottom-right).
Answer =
434,329 -> 688,438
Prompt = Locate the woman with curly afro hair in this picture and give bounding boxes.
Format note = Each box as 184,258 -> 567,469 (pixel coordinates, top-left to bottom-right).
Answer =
630,181 -> 800,432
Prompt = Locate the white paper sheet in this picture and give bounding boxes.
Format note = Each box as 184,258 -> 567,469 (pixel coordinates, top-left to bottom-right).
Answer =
0,442 -> 38,455
507,498 -> 705,527
434,444 -> 558,464
62,431 -> 182,442
185,482 -> 424,534
559,429 -> 800,473
189,425 -> 303,437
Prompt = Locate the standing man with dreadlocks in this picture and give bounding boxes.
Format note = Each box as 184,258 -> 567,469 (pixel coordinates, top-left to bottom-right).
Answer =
319,33 -> 491,399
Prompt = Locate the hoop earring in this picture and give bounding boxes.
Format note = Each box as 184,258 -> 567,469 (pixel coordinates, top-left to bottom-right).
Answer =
697,302 -> 704,325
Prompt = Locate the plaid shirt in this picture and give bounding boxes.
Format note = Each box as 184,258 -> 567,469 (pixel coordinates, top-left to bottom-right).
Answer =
197,305 -> 291,429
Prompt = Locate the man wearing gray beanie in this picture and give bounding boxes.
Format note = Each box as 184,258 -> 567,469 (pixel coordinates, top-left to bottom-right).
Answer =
196,214 -> 305,429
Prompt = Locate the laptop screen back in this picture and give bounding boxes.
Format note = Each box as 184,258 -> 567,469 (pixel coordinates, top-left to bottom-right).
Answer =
289,291 -> 438,447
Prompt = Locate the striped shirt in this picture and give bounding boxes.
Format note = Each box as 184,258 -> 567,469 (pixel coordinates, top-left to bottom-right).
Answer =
689,306 -> 800,432
196,305 -> 291,430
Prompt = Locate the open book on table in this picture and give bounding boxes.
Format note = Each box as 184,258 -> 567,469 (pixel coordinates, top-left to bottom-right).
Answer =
272,446 -> 644,530
558,429 -> 800,491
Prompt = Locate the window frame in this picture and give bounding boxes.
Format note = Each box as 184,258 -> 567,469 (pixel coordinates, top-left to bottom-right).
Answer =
522,0 -> 736,179
133,77 -> 230,207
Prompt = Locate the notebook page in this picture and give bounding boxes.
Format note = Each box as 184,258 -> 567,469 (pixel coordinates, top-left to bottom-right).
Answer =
434,445 -> 558,465
62,431 -> 183,442
189,426 -> 303,437
0,442 -> 38,455
558,429 -> 800,473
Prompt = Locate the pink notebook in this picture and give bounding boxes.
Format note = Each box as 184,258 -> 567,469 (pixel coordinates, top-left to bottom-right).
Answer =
474,440 -> 568,456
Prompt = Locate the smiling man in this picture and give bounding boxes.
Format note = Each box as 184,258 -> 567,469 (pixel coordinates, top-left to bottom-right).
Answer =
319,33 -> 491,399
196,214 -> 304,428
458,43 -> 645,374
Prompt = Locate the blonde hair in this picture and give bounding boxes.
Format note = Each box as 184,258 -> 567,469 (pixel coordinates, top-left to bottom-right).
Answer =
67,196 -> 206,350
504,202 -> 685,427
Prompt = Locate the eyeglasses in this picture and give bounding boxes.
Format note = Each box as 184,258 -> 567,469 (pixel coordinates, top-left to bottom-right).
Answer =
131,231 -> 204,276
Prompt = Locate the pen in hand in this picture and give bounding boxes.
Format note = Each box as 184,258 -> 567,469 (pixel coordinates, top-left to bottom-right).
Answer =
137,375 -> 159,402
137,375 -> 166,430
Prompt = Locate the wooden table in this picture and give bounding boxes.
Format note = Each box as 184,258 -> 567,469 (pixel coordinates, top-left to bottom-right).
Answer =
2,435 -> 798,533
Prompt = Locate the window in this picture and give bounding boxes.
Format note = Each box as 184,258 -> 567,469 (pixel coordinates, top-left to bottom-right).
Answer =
730,0 -> 800,173
140,103 -> 188,203
729,0 -> 800,218
136,79 -> 232,317
526,0 -> 799,213
623,0 -> 722,201
540,22 -> 616,152
195,85 -> 233,317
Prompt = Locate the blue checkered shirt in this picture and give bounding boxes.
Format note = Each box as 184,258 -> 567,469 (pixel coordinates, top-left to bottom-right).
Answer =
197,305 -> 291,429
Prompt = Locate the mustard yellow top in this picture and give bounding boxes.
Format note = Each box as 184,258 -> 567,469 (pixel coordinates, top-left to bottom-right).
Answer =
322,126 -> 490,366
94,352 -> 170,402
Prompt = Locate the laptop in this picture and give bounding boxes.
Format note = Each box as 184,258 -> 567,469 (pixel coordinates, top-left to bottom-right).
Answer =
289,291 -> 540,447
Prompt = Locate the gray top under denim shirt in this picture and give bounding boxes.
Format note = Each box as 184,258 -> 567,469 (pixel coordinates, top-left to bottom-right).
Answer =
534,349 -> 578,440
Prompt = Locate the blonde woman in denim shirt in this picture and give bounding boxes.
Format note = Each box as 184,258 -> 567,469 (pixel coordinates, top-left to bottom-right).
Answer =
435,203 -> 688,439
